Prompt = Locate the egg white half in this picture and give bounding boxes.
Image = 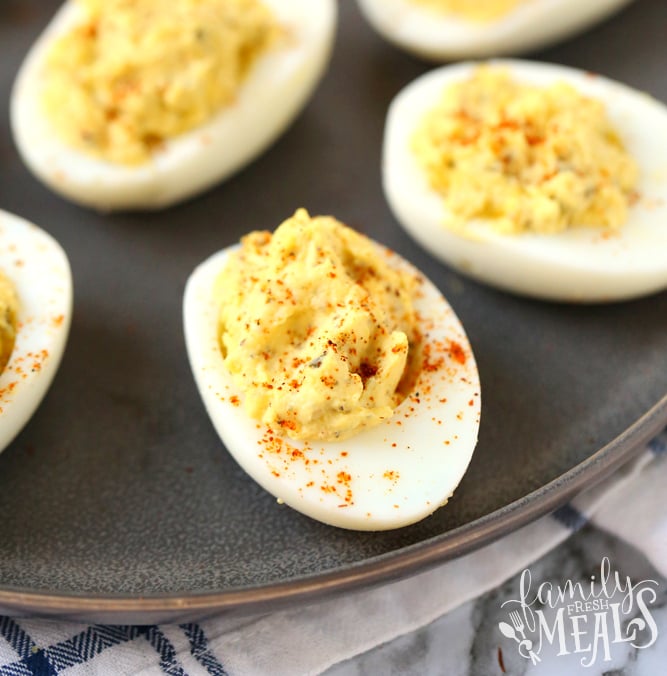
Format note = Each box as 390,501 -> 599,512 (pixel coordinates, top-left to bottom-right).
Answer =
383,60 -> 667,302
356,0 -> 635,60
184,241 -> 480,530
0,209 -> 72,455
10,0 -> 337,211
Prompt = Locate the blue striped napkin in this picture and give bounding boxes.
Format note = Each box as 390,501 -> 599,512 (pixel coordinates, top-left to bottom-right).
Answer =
1,427 -> 665,676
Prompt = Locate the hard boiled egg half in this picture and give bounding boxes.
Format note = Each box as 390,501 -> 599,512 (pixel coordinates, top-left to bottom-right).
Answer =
0,209 -> 72,455
383,60 -> 667,302
10,0 -> 337,211
356,0 -> 635,60
184,218 -> 481,531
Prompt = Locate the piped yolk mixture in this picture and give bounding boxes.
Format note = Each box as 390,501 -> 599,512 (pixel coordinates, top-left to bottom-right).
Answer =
410,0 -> 524,22
412,66 -> 639,234
216,209 -> 420,442
0,271 -> 18,374
42,0 -> 279,165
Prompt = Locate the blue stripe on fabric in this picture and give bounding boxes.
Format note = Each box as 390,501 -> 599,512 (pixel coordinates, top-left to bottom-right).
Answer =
20,651 -> 57,676
1,623 -> 189,676
45,626 -> 142,671
0,618 -> 36,661
0,618 -> 57,676
0,665 -> 34,676
552,503 -> 588,531
181,624 -> 229,676
139,626 -> 186,676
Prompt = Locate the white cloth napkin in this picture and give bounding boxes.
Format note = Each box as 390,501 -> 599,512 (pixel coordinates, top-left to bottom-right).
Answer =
1,427 -> 665,676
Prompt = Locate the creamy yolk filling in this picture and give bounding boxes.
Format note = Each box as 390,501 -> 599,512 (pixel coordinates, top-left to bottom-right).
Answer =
410,0 -> 524,22
0,271 -> 19,374
42,0 -> 279,165
412,67 -> 639,234
216,209 -> 420,442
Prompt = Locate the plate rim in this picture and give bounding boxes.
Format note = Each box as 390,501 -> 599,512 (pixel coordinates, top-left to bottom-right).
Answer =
1,393 -> 664,623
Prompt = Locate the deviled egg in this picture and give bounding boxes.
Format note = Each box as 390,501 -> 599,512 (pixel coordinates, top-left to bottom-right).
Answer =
383,60 -> 667,302
0,209 -> 72,455
184,210 -> 481,530
356,0 -> 635,60
11,0 -> 337,210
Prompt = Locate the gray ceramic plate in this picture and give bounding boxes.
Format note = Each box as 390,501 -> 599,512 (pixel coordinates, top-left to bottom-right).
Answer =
0,0 -> 665,623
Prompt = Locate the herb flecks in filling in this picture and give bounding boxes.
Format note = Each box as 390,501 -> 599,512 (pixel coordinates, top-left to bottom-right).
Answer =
216,209 -> 421,442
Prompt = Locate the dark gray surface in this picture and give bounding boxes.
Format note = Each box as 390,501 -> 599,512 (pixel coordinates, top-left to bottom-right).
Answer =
0,0 -> 665,618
